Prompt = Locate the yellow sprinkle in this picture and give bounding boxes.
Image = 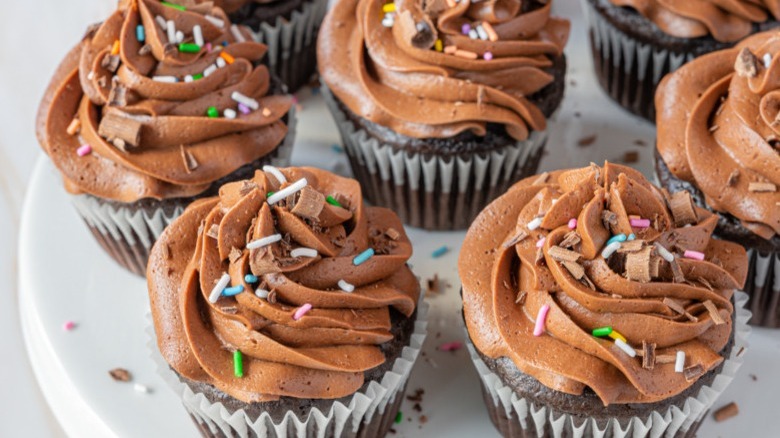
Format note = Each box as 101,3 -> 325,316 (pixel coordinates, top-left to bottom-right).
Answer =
382,3 -> 395,13
220,51 -> 235,64
608,330 -> 627,343
434,39 -> 443,52
111,40 -> 120,55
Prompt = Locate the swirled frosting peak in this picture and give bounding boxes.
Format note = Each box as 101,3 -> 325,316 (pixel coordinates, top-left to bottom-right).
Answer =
611,0 -> 780,42
318,0 -> 570,141
149,167 -> 420,402
657,31 -> 780,241
36,0 -> 292,203
460,162 -> 748,406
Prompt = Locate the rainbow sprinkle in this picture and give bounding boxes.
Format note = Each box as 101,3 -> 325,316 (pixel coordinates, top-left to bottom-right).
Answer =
533,304 -> 550,337
353,248 -> 375,266
683,250 -> 705,261
606,234 -> 627,245
76,144 -> 92,157
63,321 -> 76,331
326,195 -> 342,207
244,274 -> 258,283
568,218 -> 578,229
629,218 -> 651,228
293,303 -> 313,320
432,246 -> 449,258
234,350 -> 244,377
592,326 -> 612,337
222,285 -> 244,297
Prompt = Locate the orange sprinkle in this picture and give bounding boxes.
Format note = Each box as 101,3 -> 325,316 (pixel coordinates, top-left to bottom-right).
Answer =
481,22 -> 498,42
444,45 -> 457,54
111,40 -> 120,55
220,51 -> 235,64
454,49 -> 478,60
445,0 -> 456,6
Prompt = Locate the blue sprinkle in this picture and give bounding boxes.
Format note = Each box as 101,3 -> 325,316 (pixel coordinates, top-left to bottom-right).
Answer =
353,248 -> 375,266
606,234 -> 627,246
222,285 -> 245,297
432,246 -> 449,258
136,25 -> 145,42
331,144 -> 344,153
244,274 -> 258,284
627,233 -> 636,241
222,41 -> 228,46
311,86 -> 321,95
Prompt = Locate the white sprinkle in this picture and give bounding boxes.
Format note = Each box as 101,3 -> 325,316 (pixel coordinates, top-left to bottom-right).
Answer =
382,15 -> 394,27
152,75 -> 178,83
87,71 -> 95,81
338,280 -> 355,293
476,25 -> 488,41
155,15 -> 167,30
247,234 -> 282,250
601,241 -> 622,259
255,288 -> 269,299
166,20 -> 176,43
184,75 -> 194,83
552,198 -> 558,204
193,25 -> 204,47
203,64 -> 218,77
230,24 -> 246,42
614,338 -> 636,357
290,247 -> 318,258
231,91 -> 259,110
764,53 -> 772,68
527,217 -> 543,231
262,165 -> 287,184
654,243 -> 675,263
209,273 -> 231,303
675,351 -> 686,373
468,29 -> 478,40
224,108 -> 237,119
216,57 -> 227,68
175,30 -> 185,44
204,15 -> 225,28
267,178 -> 307,205
134,383 -> 151,393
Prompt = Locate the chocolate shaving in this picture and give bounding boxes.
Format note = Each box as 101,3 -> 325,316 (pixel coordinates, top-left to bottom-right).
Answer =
532,172 -> 550,185
228,247 -> 243,264
622,151 -> 639,163
290,187 -> 325,220
562,260 -> 585,280
625,246 -> 655,283
99,112 -> 141,148
180,146 -> 198,173
669,258 -> 686,284
477,85 -> 486,107
503,230 -> 528,248
578,134 -> 597,147
581,274 -> 596,290
697,276 -> 714,291
66,117 -> 81,136
655,354 -> 677,364
515,290 -> 527,304
727,169 -> 740,186
535,246 -> 545,266
548,246 -> 581,262
138,44 -> 152,56
162,243 -> 171,260
748,182 -> 777,192
107,80 -> 127,107
683,364 -> 704,382
559,231 -> 581,249
266,289 -> 277,304
669,191 -> 697,226
713,402 -> 739,422
206,223 -> 219,239
109,368 -> 131,382
240,180 -> 258,196
101,53 -> 121,72
642,341 -> 656,370
385,228 -> 401,241
735,47 -> 758,78
617,239 -> 645,253
663,297 -> 698,322
426,274 -> 441,295
97,75 -> 108,88
601,210 -> 618,232
703,300 -> 725,325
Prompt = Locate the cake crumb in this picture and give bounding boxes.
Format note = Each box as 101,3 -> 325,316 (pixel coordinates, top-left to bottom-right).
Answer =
109,368 -> 132,382
713,402 -> 739,422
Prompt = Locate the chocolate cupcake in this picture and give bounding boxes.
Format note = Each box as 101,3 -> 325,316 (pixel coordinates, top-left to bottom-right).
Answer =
148,166 -> 426,437
318,0 -> 569,230
582,0 -> 780,121
36,0 -> 295,276
213,0 -> 327,92
460,162 -> 750,437
656,31 -> 780,327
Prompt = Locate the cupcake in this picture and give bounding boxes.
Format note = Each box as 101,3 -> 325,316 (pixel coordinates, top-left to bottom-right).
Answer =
318,0 -> 570,230
36,0 -> 295,276
582,0 -> 780,121
656,31 -> 780,327
460,162 -> 749,437
213,0 -> 327,92
147,166 -> 426,437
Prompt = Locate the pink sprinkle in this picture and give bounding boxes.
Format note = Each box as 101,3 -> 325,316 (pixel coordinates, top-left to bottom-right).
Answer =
483,51 -> 493,61
206,42 -> 212,52
568,218 -> 577,229
438,341 -> 463,352
63,321 -> 76,331
629,218 -> 651,228
683,250 -> 705,261
533,304 -> 550,337
291,94 -> 299,104
293,303 -> 312,320
536,237 -> 546,248
238,103 -> 251,114
76,144 -> 92,157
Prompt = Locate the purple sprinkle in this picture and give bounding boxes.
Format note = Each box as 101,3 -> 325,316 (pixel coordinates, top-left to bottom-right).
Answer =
483,51 -> 493,61
238,103 -> 251,114
461,23 -> 471,35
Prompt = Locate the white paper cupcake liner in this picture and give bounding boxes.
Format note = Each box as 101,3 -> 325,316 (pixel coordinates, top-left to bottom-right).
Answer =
581,0 -> 695,121
70,109 -> 296,276
466,291 -> 751,438
148,297 -> 428,438
746,249 -> 780,327
321,86 -> 548,230
244,0 -> 328,92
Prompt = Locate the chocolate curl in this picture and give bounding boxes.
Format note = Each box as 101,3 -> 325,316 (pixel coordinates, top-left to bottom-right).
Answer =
548,246 -> 581,263
625,246 -> 658,283
735,47 -> 758,78
669,191 -> 697,226
683,364 -> 704,382
99,112 -> 142,149
642,341 -> 656,370
703,300 -> 726,325
291,187 -> 326,220
396,10 -> 437,50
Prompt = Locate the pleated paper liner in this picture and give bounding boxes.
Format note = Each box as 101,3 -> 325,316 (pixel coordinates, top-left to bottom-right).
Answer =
322,86 -> 548,231
745,249 -> 780,327
71,110 -> 296,277
148,299 -> 428,438
466,291 -> 751,438
243,0 -> 327,93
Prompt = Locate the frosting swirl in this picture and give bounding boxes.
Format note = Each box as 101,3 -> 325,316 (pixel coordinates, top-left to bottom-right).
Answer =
148,167 -> 420,402
318,0 -> 569,141
36,0 -> 292,203
611,0 -> 780,42
657,31 -> 780,242
460,163 -> 747,405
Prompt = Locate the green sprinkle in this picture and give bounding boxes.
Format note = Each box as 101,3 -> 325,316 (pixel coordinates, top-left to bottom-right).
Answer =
394,411 -> 403,424
161,1 -> 186,11
206,106 -> 219,118
326,195 -> 342,207
178,43 -> 201,53
192,73 -> 203,80
234,350 -> 244,377
592,326 -> 613,337
267,191 -> 275,198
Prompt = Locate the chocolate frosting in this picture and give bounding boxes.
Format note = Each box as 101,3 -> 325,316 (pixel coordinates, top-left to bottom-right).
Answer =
460,163 -> 748,406
36,0 -> 292,203
318,0 -> 569,141
657,31 -> 780,241
611,0 -> 780,42
148,167 -> 420,402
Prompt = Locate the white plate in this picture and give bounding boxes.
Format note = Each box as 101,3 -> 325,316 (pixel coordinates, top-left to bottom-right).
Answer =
19,0 -> 780,436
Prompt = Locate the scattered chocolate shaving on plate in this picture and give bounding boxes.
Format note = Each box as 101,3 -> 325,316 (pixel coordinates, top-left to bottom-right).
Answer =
713,402 -> 739,422
109,368 -> 131,382
622,151 -> 639,163
578,134 -> 597,147
634,139 -> 646,147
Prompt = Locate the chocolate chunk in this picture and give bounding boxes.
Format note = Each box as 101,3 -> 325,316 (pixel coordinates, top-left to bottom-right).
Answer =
735,48 -> 758,78
290,187 -> 325,220
642,341 -> 656,370
669,191 -> 697,226
713,402 -> 739,422
109,368 -> 132,382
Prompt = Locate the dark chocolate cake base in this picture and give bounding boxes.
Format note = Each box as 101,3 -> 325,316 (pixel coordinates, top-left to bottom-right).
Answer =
655,152 -> 780,327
